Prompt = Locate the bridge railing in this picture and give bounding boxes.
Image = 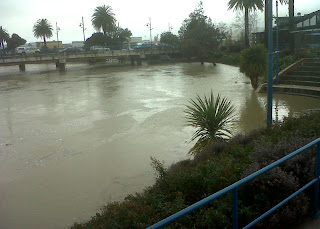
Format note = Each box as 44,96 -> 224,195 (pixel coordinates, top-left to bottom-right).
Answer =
147,138 -> 320,229
0,48 -> 180,65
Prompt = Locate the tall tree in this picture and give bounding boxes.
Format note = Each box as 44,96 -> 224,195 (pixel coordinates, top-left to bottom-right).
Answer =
85,26 -> 132,49
179,1 -> 223,64
160,32 -> 179,45
232,10 -> 260,44
91,5 -> 116,35
33,19 -> 53,47
0,26 -> 9,51
7,33 -> 26,50
228,0 -> 264,48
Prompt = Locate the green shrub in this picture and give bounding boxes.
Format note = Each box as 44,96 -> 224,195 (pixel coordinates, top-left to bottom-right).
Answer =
278,55 -> 295,71
294,47 -> 320,59
70,112 -> 320,229
216,53 -> 240,66
239,44 -> 267,89
239,136 -> 315,227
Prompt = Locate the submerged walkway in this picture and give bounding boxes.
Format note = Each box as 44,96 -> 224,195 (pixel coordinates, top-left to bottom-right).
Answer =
258,58 -> 320,98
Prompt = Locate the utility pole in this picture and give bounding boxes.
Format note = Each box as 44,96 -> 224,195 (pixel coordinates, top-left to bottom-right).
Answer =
168,23 -> 173,32
56,22 -> 60,49
147,18 -> 153,45
289,0 -> 295,53
79,16 -> 86,42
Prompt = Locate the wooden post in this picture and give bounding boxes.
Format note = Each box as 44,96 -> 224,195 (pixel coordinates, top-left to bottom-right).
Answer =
58,58 -> 66,72
137,57 -> 142,66
19,64 -> 26,71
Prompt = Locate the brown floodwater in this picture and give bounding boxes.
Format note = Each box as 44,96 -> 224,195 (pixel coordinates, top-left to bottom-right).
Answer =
0,62 -> 319,229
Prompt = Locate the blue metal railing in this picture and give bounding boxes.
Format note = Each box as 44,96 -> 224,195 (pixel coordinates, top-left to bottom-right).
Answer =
147,138 -> 320,229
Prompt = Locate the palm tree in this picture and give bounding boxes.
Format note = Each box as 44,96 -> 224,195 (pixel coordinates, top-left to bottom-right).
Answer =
0,26 -> 9,51
33,19 -> 53,47
185,92 -> 235,155
228,0 -> 264,48
91,5 -> 116,35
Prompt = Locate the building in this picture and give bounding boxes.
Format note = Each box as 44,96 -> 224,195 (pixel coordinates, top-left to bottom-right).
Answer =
127,37 -> 143,48
36,41 -> 63,50
254,9 -> 320,50
72,41 -> 84,48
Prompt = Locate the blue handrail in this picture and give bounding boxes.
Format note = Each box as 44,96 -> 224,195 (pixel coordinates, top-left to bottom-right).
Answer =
147,138 -> 320,229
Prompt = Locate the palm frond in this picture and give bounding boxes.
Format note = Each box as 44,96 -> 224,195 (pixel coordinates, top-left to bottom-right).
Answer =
185,92 -> 235,155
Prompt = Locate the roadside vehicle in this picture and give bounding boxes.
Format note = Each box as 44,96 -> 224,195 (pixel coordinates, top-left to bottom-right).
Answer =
15,46 -> 40,55
134,43 -> 156,50
90,46 -> 110,52
59,47 -> 82,53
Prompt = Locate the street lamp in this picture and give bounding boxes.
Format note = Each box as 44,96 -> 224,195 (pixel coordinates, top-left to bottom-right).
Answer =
56,22 -> 60,49
79,16 -> 86,42
168,23 -> 173,32
147,18 -> 153,45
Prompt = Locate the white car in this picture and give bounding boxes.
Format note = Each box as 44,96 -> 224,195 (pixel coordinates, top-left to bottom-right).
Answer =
15,47 -> 40,55
90,46 -> 110,52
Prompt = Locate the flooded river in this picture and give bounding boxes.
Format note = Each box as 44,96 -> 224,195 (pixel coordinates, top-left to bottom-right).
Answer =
0,62 -> 319,229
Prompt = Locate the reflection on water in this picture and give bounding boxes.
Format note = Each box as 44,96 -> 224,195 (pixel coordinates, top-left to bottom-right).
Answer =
0,62 -> 319,229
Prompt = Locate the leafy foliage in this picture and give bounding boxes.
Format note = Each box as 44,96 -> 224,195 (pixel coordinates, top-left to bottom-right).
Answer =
91,5 -> 116,35
239,44 -> 267,89
160,32 -> 179,45
178,2 -> 224,63
71,112 -> 320,229
185,92 -> 235,155
7,33 -> 26,50
228,0 -> 264,47
0,26 -> 9,50
85,26 -> 132,49
87,5 -> 131,49
33,19 -> 53,45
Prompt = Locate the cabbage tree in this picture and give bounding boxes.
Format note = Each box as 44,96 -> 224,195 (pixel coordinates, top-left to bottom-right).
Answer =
185,92 -> 235,154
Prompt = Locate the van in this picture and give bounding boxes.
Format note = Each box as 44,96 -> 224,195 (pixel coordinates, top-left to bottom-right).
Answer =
15,46 -> 40,55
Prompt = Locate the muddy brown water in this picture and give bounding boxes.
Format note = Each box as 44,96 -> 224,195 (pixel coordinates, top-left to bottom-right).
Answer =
0,62 -> 319,229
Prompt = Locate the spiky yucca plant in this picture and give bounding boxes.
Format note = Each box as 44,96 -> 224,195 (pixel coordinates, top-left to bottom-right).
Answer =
185,92 -> 235,155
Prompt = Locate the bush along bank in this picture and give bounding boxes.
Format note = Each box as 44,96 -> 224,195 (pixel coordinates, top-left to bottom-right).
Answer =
71,111 -> 320,229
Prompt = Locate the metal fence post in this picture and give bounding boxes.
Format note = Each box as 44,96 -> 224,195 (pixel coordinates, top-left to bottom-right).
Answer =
314,142 -> 320,216
232,188 -> 238,229
267,0 -> 274,128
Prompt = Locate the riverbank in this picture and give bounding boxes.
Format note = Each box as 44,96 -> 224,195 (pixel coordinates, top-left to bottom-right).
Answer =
71,111 -> 320,228
1,63 -> 319,229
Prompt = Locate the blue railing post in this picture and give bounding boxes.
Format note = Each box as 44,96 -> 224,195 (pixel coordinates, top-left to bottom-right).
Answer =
148,138 -> 320,229
314,142 -> 320,216
275,0 -> 280,85
267,0 -> 274,128
232,188 -> 238,229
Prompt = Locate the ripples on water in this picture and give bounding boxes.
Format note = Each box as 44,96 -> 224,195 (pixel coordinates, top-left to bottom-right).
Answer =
0,62 -> 319,229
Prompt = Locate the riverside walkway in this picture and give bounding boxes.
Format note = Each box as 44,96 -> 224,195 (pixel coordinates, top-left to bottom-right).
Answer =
258,58 -> 320,98
0,49 -> 179,71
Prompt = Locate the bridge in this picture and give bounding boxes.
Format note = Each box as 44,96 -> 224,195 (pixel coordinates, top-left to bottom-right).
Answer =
0,49 -> 179,71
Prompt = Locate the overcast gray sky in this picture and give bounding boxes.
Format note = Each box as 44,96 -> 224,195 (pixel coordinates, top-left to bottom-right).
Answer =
0,0 -> 319,43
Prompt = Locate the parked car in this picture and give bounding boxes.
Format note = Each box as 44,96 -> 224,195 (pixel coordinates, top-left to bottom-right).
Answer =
90,46 -> 110,52
15,46 -> 40,55
134,43 -> 156,50
59,47 -> 82,53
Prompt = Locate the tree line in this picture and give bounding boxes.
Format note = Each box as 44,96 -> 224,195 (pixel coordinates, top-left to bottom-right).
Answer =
0,0 -> 295,55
